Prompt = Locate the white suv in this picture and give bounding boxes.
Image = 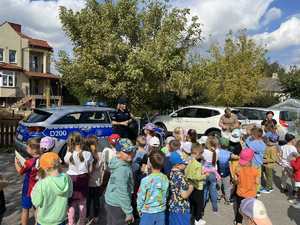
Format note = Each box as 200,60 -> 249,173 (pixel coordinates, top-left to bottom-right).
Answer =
152,105 -> 249,136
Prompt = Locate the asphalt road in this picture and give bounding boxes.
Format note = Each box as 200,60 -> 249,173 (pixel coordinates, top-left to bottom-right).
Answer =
1,153 -> 299,225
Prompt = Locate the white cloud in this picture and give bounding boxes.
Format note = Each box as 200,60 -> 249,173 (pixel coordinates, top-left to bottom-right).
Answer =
253,17 -> 300,51
0,0 -> 85,51
172,0 -> 273,41
262,7 -> 282,26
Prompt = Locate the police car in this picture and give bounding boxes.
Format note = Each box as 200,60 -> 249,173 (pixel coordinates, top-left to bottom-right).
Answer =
15,106 -> 115,158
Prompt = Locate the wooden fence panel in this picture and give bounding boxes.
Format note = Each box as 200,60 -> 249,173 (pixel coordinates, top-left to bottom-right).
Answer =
0,119 -> 19,146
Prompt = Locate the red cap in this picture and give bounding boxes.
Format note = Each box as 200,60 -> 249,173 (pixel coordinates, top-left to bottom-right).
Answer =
108,134 -> 120,145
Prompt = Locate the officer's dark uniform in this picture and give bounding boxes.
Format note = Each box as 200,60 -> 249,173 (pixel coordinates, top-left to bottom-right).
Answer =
111,109 -> 132,138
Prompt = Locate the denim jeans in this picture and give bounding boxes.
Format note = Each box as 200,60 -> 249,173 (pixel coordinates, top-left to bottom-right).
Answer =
140,211 -> 165,225
204,173 -> 218,212
221,176 -> 232,202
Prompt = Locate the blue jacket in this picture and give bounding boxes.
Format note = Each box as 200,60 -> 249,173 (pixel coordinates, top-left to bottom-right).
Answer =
246,138 -> 266,167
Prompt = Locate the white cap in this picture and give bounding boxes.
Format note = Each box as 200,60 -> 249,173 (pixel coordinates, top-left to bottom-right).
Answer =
149,136 -> 160,147
198,136 -> 208,145
181,142 -> 192,154
230,128 -> 241,143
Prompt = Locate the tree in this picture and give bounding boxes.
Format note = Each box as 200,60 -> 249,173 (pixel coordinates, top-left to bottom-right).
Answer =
280,66 -> 300,98
196,31 -> 266,106
57,0 -> 201,111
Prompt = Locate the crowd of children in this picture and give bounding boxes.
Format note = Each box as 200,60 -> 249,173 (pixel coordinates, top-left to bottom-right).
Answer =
1,118 -> 300,225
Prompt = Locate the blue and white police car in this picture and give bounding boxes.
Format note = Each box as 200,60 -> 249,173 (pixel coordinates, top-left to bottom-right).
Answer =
15,106 -> 115,158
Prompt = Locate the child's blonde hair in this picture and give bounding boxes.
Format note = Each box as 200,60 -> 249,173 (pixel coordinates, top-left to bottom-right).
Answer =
85,135 -> 99,171
173,127 -> 185,142
206,136 -> 218,166
27,138 -> 41,155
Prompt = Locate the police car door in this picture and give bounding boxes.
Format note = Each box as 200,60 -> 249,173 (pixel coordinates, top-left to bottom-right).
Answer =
45,112 -> 83,151
79,111 -> 112,138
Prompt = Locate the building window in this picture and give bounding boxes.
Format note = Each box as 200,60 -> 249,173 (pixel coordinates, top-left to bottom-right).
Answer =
0,71 -> 15,87
0,48 -> 3,62
9,50 -> 17,63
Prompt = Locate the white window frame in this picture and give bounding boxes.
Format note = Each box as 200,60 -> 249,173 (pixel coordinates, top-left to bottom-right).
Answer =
9,49 -> 17,64
0,48 -> 4,62
0,70 -> 16,87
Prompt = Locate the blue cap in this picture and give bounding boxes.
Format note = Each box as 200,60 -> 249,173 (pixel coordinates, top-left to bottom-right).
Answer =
169,151 -> 187,166
115,138 -> 136,153
264,131 -> 279,143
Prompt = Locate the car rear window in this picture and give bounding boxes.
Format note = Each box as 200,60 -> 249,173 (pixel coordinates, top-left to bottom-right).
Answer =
280,111 -> 298,121
24,110 -> 52,123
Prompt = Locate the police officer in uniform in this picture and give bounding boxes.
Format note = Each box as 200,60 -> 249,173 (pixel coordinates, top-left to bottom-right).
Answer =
111,97 -> 133,138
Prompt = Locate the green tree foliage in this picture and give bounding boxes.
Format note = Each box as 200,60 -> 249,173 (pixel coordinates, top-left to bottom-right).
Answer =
280,66 -> 300,98
196,31 -> 266,106
57,0 -> 201,111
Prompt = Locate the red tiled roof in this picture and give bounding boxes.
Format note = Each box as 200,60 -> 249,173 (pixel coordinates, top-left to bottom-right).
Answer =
24,71 -> 60,80
0,63 -> 23,71
6,22 -> 53,51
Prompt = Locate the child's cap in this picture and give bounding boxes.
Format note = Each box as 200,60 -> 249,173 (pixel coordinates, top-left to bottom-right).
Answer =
40,152 -> 60,170
115,138 -> 136,153
165,136 -> 175,145
240,198 -> 272,225
169,151 -> 187,166
198,136 -> 208,145
108,134 -> 121,145
143,123 -> 156,131
149,136 -> 160,147
219,137 -> 230,148
40,137 -> 55,152
265,131 -> 279,143
181,142 -> 192,154
285,133 -> 295,143
230,129 -> 241,143
239,148 -> 254,165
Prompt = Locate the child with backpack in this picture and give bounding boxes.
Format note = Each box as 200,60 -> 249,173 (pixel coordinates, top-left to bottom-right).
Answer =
280,133 -> 297,194
31,152 -> 73,225
85,136 -> 102,223
261,131 -> 279,194
233,148 -> 259,225
185,143 -> 207,225
15,138 -> 41,225
64,133 -> 94,225
168,151 -> 194,225
137,150 -> 169,225
105,138 -> 135,225
218,138 -> 239,204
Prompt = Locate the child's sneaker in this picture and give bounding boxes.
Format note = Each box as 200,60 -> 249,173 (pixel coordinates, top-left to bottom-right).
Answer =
260,188 -> 271,194
195,219 -> 206,225
256,191 -> 261,197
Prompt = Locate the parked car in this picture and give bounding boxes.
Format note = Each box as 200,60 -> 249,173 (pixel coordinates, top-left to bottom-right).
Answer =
235,107 -> 298,140
15,106 -> 116,159
151,105 -> 249,136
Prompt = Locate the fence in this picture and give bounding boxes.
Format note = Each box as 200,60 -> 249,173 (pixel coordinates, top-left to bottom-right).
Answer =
0,119 -> 19,146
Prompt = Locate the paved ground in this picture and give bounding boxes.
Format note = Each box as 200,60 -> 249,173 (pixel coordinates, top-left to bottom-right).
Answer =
1,152 -> 299,225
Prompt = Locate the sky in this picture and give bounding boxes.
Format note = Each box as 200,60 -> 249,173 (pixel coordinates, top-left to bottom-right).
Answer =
0,0 -> 300,69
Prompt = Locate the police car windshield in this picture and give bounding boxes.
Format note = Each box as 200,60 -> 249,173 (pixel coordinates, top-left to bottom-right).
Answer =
24,109 -> 52,123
